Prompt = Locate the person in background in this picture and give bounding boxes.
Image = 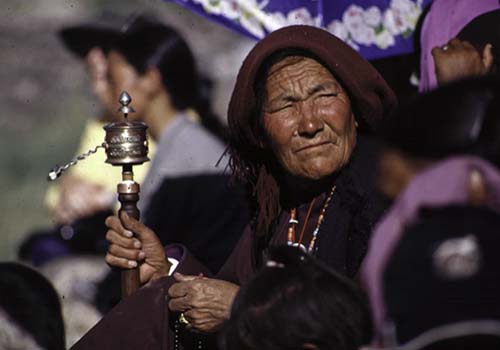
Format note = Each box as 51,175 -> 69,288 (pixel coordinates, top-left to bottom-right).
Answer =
91,15 -> 249,275
39,256 -> 109,348
0,262 -> 65,350
20,17 -> 155,266
54,15 -> 157,225
219,246 -> 372,350
432,9 -> 500,86
362,77 -> 500,348
418,0 -> 499,92
28,15 -> 250,277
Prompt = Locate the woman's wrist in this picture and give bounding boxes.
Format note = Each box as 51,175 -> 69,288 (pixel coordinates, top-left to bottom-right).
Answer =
151,258 -> 173,281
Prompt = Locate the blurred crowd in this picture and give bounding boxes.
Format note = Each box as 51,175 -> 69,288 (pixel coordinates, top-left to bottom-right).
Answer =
2,0 -> 500,349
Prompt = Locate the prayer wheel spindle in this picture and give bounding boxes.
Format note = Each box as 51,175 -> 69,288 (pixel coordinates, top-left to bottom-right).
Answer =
47,91 -> 149,298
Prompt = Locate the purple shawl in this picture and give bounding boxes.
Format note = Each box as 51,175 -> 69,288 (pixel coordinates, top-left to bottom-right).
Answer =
419,0 -> 499,92
361,156 -> 500,344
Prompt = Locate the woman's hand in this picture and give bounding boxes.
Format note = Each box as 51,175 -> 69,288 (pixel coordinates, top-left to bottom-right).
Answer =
168,273 -> 239,333
105,212 -> 171,284
53,175 -> 114,224
432,38 -> 494,85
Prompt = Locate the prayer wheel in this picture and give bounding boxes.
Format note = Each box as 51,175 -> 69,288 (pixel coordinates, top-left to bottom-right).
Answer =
48,91 -> 149,298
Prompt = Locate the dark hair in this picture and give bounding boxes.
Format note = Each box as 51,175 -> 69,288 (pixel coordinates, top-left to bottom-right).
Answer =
458,9 -> 500,75
0,263 -> 65,350
219,246 -> 372,350
115,16 -> 227,141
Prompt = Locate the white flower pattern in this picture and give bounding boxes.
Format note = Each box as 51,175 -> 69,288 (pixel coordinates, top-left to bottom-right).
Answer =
364,6 -> 382,27
375,28 -> 396,49
286,7 -> 319,26
219,0 -> 241,20
327,20 -> 348,42
189,0 -> 424,51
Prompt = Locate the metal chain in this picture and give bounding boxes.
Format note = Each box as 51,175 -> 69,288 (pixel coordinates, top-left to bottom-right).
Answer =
47,142 -> 106,181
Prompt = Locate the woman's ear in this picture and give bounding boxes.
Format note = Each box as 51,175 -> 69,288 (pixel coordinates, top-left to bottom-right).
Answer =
142,67 -> 163,96
467,168 -> 487,206
482,43 -> 494,73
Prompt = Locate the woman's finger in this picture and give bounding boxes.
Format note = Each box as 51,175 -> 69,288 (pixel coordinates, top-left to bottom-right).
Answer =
105,253 -> 138,269
105,229 -> 140,249
448,38 -> 462,49
185,310 -> 204,327
168,282 -> 189,298
173,272 -> 198,282
431,45 -> 445,58
168,295 -> 193,312
184,309 -> 210,323
108,243 -> 144,261
120,212 -> 158,242
184,310 -> 219,332
105,216 -> 134,238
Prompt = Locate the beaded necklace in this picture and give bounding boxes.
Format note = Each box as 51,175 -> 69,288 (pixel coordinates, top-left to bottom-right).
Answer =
174,320 -> 203,350
287,185 -> 336,253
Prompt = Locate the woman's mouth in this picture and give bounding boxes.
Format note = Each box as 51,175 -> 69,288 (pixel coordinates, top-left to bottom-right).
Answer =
295,141 -> 333,153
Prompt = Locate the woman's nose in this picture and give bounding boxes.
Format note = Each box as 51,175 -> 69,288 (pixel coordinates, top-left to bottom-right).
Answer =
297,101 -> 324,137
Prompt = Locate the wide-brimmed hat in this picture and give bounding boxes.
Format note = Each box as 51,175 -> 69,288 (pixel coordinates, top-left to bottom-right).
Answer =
384,205 -> 500,349
58,14 -> 159,58
458,9 -> 500,68
381,76 -> 500,166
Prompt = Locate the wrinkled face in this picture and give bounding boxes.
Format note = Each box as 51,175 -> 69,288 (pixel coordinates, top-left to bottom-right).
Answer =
107,50 -> 149,120
262,56 -> 357,180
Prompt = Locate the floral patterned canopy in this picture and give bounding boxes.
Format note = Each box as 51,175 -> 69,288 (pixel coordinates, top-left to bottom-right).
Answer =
164,0 -> 433,60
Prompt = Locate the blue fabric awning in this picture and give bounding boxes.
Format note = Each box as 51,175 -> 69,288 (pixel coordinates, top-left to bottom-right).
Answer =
164,0 -> 432,60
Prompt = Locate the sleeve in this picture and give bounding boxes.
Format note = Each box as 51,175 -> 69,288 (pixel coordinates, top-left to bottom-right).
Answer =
70,276 -> 172,350
71,245 -> 213,350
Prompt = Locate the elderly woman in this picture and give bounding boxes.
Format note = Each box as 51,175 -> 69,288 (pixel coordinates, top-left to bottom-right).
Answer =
72,25 -> 395,349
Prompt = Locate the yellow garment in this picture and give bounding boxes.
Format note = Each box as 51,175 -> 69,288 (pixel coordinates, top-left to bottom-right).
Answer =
45,119 -> 156,211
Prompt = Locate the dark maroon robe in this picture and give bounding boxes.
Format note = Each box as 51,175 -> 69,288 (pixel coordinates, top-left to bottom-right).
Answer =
71,136 -> 386,350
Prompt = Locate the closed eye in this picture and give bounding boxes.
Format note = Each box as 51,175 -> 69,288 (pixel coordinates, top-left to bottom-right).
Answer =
318,93 -> 338,98
270,104 -> 293,112
268,96 -> 297,113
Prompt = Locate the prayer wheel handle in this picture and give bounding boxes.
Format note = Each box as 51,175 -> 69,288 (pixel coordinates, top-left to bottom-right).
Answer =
117,167 -> 142,297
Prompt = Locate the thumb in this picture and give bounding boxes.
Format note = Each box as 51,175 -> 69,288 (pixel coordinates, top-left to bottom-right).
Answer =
120,211 -> 155,241
173,272 -> 198,282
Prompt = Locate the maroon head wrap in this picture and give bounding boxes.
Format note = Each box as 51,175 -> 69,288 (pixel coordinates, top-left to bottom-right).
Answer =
227,25 -> 397,237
